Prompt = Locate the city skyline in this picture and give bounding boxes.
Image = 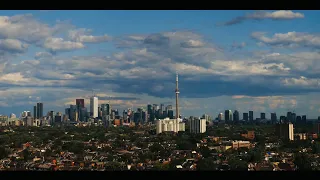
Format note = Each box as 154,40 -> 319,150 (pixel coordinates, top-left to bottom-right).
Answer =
0,10 -> 320,118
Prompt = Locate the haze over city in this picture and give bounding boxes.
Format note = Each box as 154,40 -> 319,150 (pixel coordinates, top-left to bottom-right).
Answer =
0,10 -> 319,118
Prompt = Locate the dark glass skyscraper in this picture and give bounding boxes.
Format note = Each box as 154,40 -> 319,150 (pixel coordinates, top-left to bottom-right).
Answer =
233,110 -> 239,122
36,103 -> 43,119
271,113 -> 277,124
243,113 -> 248,121
302,115 -> 307,124
33,106 -> 37,118
249,111 -> 253,122
102,104 -> 110,115
224,110 -> 232,123
69,105 -> 77,121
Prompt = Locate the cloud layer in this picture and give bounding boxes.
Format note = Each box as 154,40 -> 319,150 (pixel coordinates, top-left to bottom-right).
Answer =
0,11 -> 319,118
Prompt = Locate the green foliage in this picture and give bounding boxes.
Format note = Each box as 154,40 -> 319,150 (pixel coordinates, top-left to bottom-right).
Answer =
22,149 -> 30,162
61,141 -> 84,154
228,157 -> 248,170
0,147 -> 8,159
176,140 -> 195,150
311,142 -> 320,154
294,153 -> 312,170
197,158 -> 218,170
149,143 -> 164,153
199,146 -> 211,158
169,158 -> 185,170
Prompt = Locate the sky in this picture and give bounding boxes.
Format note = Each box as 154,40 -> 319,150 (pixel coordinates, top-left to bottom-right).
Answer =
0,10 -> 320,119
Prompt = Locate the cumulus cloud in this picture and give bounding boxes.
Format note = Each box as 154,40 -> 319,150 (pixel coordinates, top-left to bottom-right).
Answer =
0,29 -> 301,101
282,76 -> 320,88
218,10 -> 304,26
43,37 -> 85,52
0,39 -> 28,53
0,14 -> 68,43
251,31 -> 320,49
68,28 -> 111,43
35,52 -> 52,59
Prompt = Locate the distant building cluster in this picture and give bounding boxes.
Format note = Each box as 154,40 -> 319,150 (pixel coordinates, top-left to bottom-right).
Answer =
1,72 -> 320,143
214,109 -> 309,125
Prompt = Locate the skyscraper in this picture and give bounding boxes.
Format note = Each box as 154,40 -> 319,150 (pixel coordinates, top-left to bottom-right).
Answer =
79,107 -> 88,121
36,103 -> 43,119
233,110 -> 239,122
243,113 -> 248,121
276,123 -> 294,141
90,96 -> 98,118
287,112 -> 292,123
65,108 -> 70,120
249,111 -> 253,122
76,99 -> 85,108
302,115 -> 307,124
190,119 -> 206,133
218,113 -> 224,121
260,113 -> 266,120
69,105 -> 77,121
225,110 -> 232,123
271,113 -> 277,124
33,106 -> 37,118
101,104 -> 111,118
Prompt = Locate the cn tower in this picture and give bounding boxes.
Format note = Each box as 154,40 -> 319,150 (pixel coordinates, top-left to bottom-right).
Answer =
175,73 -> 180,120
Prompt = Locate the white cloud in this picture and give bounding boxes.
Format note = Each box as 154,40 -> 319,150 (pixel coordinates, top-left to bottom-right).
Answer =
282,76 -> 320,87
219,10 -> 304,26
0,14 -> 66,43
248,10 -> 304,19
68,28 -> 111,43
43,37 -> 85,52
35,52 -> 52,59
0,39 -> 28,53
252,31 -> 320,49
0,72 -> 30,83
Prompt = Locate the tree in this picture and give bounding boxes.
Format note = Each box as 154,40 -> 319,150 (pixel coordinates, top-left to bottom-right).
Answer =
197,158 -> 218,171
153,162 -> 169,171
228,157 -> 248,171
199,146 -> 211,158
0,147 -> 8,159
169,159 -> 185,170
22,149 -> 30,162
149,143 -> 164,153
248,148 -> 263,163
177,140 -> 195,150
312,142 -> 320,154
62,141 -> 84,154
294,153 -> 312,170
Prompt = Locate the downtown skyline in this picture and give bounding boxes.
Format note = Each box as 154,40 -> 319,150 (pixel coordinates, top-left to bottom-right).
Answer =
0,10 -> 319,118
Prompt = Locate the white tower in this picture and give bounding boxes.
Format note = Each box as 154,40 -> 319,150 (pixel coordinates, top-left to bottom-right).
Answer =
90,96 -> 99,118
175,73 -> 180,121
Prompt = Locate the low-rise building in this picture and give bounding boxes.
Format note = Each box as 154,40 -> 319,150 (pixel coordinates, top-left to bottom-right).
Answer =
295,133 -> 307,140
232,140 -> 252,149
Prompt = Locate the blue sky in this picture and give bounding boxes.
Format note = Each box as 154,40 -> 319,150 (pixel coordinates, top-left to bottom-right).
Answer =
0,10 -> 320,119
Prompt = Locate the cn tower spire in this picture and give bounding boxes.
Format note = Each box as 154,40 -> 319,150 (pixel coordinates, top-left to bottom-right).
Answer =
175,72 -> 180,120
